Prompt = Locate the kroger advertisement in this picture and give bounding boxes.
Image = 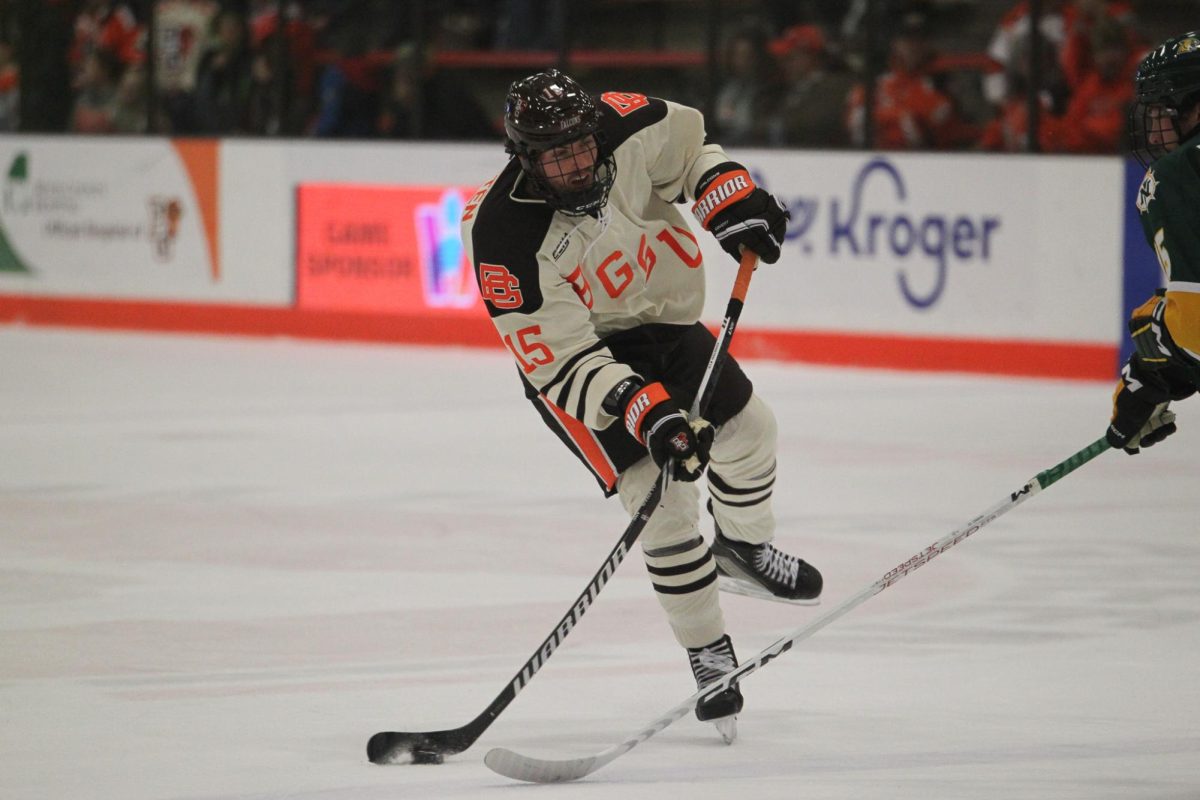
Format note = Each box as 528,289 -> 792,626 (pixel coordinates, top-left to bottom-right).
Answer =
716,150 -> 1124,344
0,137 -> 222,300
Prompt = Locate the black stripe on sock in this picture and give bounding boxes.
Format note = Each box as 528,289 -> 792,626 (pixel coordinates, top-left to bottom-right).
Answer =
710,490 -> 773,508
652,570 -> 718,595
645,551 -> 713,577
643,535 -> 705,558
708,469 -> 775,496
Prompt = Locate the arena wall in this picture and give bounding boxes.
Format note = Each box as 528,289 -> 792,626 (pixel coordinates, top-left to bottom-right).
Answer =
0,136 -> 1155,380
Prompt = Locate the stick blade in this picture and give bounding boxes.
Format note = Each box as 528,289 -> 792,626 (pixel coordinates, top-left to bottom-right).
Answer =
367,730 -> 468,764
484,747 -> 600,783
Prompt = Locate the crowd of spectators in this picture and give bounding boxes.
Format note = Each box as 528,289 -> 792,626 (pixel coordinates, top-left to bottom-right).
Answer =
0,0 -> 1170,155
7,0 -> 496,138
715,0 -> 1153,154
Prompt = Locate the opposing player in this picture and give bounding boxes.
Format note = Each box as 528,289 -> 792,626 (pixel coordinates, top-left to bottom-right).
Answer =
461,70 -> 822,739
1107,32 -> 1200,453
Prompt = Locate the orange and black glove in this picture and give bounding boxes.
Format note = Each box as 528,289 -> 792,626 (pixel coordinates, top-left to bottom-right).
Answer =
606,378 -> 713,481
691,162 -> 789,264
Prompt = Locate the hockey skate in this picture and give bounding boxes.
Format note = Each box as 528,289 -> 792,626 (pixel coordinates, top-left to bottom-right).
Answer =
711,524 -> 823,605
687,634 -> 743,744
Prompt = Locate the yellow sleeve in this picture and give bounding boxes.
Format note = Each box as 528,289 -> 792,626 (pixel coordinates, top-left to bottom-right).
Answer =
1163,285 -> 1200,362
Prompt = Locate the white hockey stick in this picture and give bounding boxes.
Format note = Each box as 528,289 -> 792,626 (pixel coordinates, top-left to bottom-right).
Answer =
485,436 -> 1113,782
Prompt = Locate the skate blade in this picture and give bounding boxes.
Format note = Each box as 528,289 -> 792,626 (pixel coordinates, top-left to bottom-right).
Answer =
717,575 -> 821,606
713,715 -> 737,745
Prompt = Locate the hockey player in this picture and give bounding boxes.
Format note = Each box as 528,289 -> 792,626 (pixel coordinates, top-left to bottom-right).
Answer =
1107,31 -> 1200,453
461,70 -> 822,736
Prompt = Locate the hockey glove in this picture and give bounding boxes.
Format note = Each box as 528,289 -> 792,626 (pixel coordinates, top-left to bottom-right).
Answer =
1107,360 -> 1181,454
606,378 -> 713,481
692,162 -> 789,265
1107,299 -> 1199,454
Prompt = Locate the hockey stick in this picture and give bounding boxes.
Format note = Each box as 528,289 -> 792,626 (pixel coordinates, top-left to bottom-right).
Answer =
485,435 -> 1113,782
367,250 -> 760,764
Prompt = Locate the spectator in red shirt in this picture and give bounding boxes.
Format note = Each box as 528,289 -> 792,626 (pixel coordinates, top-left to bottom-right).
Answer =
979,30 -> 1068,152
1059,0 -> 1145,90
71,0 -> 143,78
1040,17 -> 1138,153
984,0 -> 1073,109
846,11 -> 970,150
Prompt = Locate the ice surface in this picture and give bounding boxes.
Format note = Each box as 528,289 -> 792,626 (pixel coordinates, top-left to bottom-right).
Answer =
2,327 -> 1197,800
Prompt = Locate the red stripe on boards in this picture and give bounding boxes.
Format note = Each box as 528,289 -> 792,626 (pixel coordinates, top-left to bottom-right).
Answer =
0,294 -> 1117,381
0,295 -> 498,348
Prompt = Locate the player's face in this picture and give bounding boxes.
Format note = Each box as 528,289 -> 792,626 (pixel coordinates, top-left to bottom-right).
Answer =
1145,105 -> 1180,151
535,136 -> 598,193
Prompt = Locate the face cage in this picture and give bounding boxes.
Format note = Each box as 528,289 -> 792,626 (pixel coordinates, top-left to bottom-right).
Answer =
1129,101 -> 1179,168
521,135 -> 617,216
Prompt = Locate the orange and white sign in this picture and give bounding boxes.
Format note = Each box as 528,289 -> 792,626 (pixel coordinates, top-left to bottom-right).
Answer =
296,183 -> 481,315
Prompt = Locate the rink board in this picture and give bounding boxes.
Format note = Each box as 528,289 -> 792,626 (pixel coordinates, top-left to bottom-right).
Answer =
0,137 -> 1141,379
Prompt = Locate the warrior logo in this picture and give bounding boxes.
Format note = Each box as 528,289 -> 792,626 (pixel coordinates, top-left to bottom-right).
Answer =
510,541 -> 630,695
692,171 -> 753,227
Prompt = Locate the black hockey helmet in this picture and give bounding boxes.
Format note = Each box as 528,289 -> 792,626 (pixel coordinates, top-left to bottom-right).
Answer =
504,69 -> 616,216
1129,31 -> 1200,167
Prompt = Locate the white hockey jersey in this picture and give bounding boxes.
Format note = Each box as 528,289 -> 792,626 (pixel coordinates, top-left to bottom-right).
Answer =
461,94 -> 734,431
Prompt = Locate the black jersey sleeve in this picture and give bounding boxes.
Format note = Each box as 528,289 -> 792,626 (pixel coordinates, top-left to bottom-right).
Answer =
467,162 -> 553,318
593,92 -> 670,151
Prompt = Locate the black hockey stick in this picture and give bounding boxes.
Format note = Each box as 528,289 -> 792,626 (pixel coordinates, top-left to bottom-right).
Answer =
367,250 -> 760,764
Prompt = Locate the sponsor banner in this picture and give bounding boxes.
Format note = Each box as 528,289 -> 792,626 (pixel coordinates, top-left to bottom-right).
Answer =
699,150 -> 1124,345
295,183 -> 481,315
0,138 -> 1127,378
0,137 -> 219,299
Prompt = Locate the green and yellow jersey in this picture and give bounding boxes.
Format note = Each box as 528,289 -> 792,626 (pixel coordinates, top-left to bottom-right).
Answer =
1135,129 -> 1200,366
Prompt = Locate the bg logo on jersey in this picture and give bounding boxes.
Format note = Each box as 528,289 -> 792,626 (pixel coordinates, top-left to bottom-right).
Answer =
759,156 -> 1004,309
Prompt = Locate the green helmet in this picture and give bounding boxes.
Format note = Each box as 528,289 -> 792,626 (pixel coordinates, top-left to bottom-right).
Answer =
1129,31 -> 1200,167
